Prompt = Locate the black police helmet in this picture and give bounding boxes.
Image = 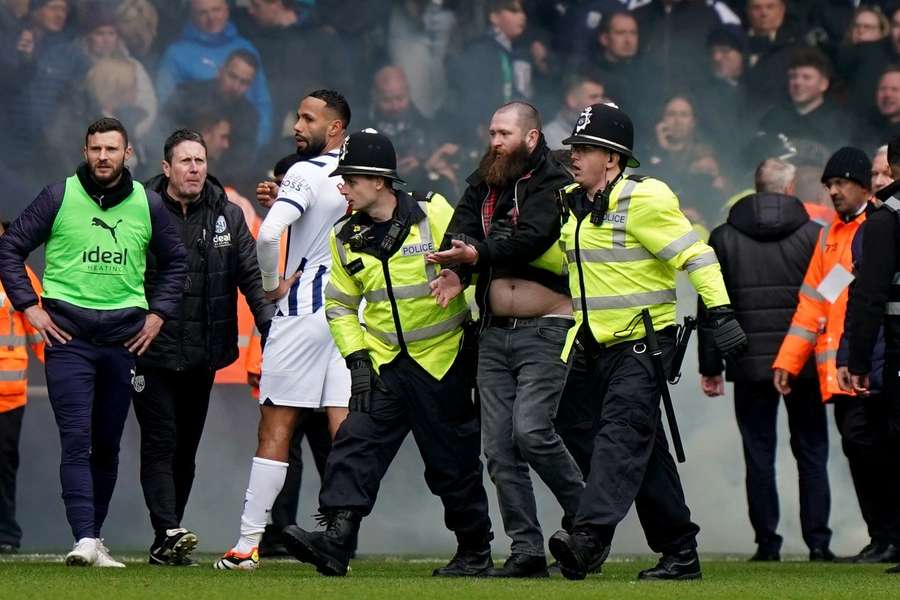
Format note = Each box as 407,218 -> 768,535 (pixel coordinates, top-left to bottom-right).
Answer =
562,103 -> 640,168
330,128 -> 406,184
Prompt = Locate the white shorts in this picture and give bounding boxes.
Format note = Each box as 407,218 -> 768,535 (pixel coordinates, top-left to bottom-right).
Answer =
259,311 -> 350,408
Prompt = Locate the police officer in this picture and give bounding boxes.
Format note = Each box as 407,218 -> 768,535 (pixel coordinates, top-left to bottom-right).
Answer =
281,129 -> 494,577
547,104 -> 746,581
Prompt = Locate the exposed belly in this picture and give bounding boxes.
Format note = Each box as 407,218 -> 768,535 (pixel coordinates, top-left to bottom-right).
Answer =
488,277 -> 572,317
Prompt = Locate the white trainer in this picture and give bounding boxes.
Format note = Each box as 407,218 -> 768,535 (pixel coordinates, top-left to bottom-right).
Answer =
65,538 -> 98,566
94,539 -> 126,568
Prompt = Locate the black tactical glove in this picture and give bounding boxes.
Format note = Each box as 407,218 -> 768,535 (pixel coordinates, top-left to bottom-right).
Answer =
345,350 -> 374,413
488,218 -> 515,241
706,306 -> 748,360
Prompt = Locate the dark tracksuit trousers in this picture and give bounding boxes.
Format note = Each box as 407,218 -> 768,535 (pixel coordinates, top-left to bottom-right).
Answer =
44,339 -> 134,541
268,411 -> 331,531
0,406 -> 24,547
734,380 -> 831,553
833,392 -> 900,546
319,354 -> 492,545
574,329 -> 700,553
131,366 -> 215,540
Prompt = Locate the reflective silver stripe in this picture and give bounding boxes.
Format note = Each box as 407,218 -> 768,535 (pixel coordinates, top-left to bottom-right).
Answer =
366,310 -> 468,345
334,240 -> 350,269
566,247 -> 654,263
816,349 -> 837,364
684,250 -> 718,273
365,283 -> 433,303
416,203 -> 440,279
787,325 -> 817,343
238,335 -> 250,348
26,333 -> 43,344
325,282 -> 362,307
885,197 -> 900,211
799,283 -> 825,302
611,180 -> 638,247
819,222 -> 833,253
657,231 -> 700,261
326,306 -> 357,321
887,302 -> 900,315
0,370 -> 25,382
0,335 -> 25,346
580,289 -> 677,310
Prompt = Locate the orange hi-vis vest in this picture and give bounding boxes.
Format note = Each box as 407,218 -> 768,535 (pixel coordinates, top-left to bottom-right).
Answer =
215,189 -> 263,388
0,267 -> 45,412
773,207 -> 867,401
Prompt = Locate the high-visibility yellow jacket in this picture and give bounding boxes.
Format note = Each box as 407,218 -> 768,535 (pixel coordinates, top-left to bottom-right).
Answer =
0,267 -> 45,412
559,176 -> 730,357
325,191 -> 468,380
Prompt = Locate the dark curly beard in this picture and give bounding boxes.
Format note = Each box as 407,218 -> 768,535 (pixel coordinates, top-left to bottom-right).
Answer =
478,141 -> 531,187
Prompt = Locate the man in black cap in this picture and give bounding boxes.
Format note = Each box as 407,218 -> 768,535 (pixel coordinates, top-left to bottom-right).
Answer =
280,129 -> 494,578
548,102 -> 745,581
427,101 -> 580,578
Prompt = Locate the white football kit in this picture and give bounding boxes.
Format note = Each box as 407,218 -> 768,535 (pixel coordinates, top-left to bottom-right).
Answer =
256,151 -> 350,408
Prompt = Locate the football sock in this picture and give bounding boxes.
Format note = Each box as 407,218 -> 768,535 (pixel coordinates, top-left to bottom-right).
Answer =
235,457 -> 288,554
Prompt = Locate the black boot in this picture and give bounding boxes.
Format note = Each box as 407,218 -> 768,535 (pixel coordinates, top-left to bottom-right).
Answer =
548,529 -> 609,581
433,532 -> 493,577
487,553 -> 549,578
637,548 -> 702,581
282,510 -> 360,576
809,547 -> 836,562
838,541 -> 900,564
749,546 -> 781,562
886,563 -> 900,574
258,525 -> 290,558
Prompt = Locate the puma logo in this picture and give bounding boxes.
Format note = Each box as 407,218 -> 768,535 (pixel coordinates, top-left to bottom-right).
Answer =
91,217 -> 123,243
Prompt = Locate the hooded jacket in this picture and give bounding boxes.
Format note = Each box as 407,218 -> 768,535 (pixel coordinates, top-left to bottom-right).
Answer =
155,21 -> 272,148
139,173 -> 273,371
700,192 -> 821,381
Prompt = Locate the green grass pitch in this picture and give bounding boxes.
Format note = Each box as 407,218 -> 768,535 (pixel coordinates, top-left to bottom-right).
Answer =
1,555 -> 897,599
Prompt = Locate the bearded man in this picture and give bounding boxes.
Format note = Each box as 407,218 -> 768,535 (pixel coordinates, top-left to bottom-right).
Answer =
427,101 -> 579,578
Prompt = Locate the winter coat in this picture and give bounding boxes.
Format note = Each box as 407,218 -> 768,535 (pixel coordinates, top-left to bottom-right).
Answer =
700,192 -> 821,382
139,174 -> 274,371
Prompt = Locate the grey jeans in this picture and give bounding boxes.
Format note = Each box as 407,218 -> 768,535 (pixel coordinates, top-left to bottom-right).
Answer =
478,319 -> 585,556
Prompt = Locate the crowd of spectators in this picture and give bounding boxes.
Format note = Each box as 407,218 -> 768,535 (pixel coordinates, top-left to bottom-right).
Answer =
2,0 -> 899,228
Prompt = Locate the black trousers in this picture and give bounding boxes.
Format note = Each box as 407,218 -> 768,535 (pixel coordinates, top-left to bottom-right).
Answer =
884,354 -> 900,441
555,347 -> 600,477
0,406 -> 24,547
319,354 -> 492,543
734,379 -> 831,552
833,393 -> 900,545
269,411 -> 332,530
132,366 -> 215,538
574,330 -> 700,554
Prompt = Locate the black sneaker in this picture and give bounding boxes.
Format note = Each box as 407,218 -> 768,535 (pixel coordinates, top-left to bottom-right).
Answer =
637,548 -> 702,581
749,547 -> 781,562
838,542 -> 900,564
487,553 -> 548,578
548,529 -> 609,581
282,510 -> 360,577
149,528 -> 199,566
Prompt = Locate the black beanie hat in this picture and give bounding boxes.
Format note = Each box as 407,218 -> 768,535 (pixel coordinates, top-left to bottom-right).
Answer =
821,146 -> 871,189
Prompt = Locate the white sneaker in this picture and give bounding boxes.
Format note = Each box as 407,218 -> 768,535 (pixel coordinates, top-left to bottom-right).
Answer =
65,538 -> 98,566
94,539 -> 126,568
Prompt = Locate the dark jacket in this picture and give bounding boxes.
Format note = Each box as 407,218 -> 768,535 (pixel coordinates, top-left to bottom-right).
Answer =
757,98 -> 853,155
140,173 -> 273,371
838,220 -> 885,390
699,192 -> 821,381
441,138 -> 572,315
0,165 -> 187,343
848,179 -> 900,374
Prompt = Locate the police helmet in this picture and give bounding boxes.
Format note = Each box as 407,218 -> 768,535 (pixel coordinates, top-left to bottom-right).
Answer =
330,128 -> 406,184
562,102 -> 640,168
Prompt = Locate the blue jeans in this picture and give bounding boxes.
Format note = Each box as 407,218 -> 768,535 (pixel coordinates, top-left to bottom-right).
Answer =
478,319 -> 584,556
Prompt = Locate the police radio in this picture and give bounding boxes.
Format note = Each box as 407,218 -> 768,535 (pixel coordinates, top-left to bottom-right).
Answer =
379,215 -> 410,255
590,172 -> 624,225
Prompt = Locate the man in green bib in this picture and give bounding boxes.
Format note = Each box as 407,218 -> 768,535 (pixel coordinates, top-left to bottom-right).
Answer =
0,118 -> 187,567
